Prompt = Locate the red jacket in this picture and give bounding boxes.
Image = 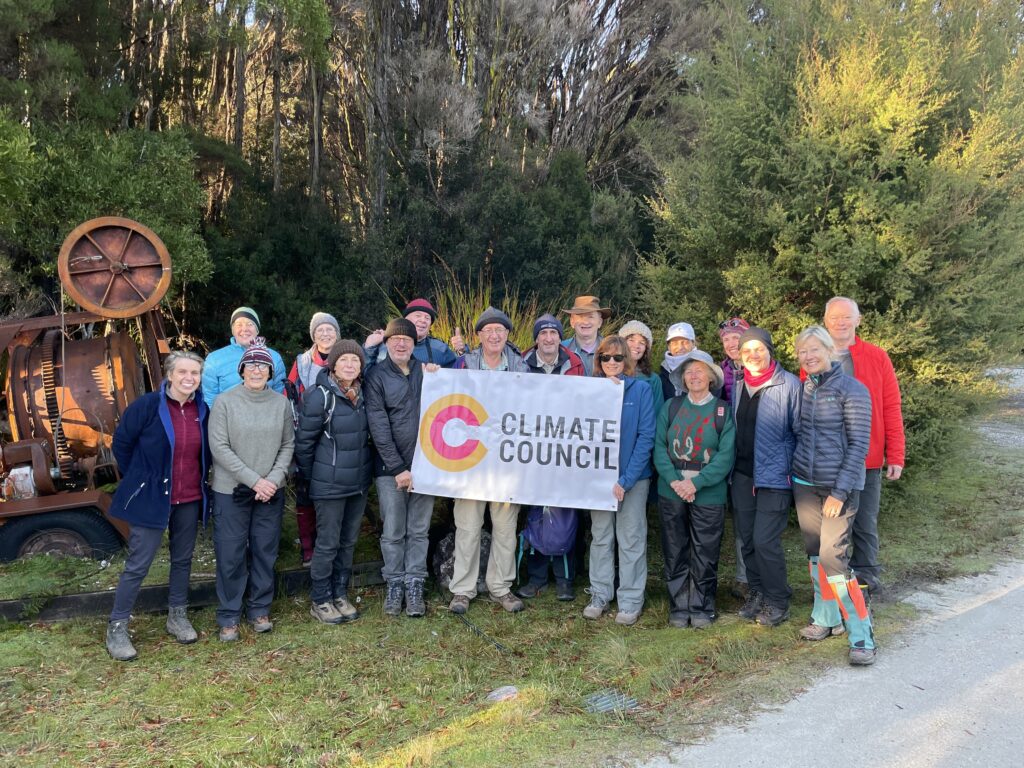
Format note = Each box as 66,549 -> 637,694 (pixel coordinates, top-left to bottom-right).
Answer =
802,336 -> 906,469
848,336 -> 905,469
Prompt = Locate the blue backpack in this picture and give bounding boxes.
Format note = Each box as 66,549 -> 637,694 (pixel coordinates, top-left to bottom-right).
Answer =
516,504 -> 579,585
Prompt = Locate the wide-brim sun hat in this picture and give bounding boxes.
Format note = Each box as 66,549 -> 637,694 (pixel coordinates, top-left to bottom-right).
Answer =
679,349 -> 725,392
561,295 -> 612,319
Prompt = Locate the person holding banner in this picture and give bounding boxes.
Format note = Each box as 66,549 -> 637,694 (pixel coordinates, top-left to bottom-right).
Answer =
583,335 -> 656,626
365,318 -> 434,618
654,350 -> 736,629
518,313 -> 585,601
449,307 -> 530,614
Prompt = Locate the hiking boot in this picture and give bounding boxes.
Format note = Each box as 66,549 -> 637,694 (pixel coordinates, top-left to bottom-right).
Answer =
555,580 -> 576,602
105,619 -> 138,661
449,594 -> 470,614
738,591 -> 764,620
310,601 -> 344,624
384,580 -> 404,617
516,581 -> 546,599
333,597 -> 360,622
582,593 -> 608,620
849,646 -> 877,666
730,580 -> 750,600
615,609 -> 640,626
490,591 -> 525,613
165,606 -> 198,644
755,603 -> 790,627
690,614 -> 715,629
250,615 -> 273,633
799,623 -> 844,641
218,625 -> 240,643
405,578 -> 426,618
668,614 -> 690,629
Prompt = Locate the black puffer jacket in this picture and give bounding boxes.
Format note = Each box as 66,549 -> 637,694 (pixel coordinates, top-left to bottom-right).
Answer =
792,362 -> 872,501
294,368 -> 373,499
364,357 -> 423,476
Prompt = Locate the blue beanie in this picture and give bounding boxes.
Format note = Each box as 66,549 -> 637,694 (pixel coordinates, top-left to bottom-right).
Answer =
533,313 -> 564,340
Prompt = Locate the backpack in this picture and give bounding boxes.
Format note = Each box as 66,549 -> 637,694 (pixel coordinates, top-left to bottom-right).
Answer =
516,506 -> 578,585
667,395 -> 728,434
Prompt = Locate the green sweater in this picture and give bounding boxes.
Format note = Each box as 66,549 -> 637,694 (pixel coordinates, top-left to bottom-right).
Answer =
208,384 -> 295,494
654,395 -> 736,505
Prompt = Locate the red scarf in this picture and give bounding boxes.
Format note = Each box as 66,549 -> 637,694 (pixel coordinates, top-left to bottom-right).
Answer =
743,360 -> 777,388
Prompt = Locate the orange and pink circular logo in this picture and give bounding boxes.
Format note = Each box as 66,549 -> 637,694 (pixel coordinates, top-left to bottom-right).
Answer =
419,394 -> 489,472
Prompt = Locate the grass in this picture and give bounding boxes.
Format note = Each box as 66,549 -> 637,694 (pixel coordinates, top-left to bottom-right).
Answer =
1,397 -> 1023,767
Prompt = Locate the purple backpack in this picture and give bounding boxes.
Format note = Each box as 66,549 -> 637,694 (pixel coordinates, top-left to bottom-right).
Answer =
521,505 -> 578,557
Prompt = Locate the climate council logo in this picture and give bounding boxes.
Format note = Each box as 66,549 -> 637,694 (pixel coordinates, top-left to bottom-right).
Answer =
419,394 -> 489,472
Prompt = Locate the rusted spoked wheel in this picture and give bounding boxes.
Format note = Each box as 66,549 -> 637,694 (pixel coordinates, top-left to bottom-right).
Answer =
57,217 -> 172,318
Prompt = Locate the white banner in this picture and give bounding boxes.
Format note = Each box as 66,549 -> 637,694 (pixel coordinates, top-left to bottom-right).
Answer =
411,368 -> 624,511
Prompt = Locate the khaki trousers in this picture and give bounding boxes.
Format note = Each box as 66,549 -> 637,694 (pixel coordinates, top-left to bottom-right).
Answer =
449,498 -> 520,598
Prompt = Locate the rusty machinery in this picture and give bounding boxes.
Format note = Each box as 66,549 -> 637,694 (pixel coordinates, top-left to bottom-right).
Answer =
0,217 -> 173,560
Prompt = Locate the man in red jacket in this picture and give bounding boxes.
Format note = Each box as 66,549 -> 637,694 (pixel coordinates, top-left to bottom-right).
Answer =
823,297 -> 906,595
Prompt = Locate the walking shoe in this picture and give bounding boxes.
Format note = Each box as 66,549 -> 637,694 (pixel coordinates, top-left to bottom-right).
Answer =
449,594 -> 470,614
738,590 -> 764,620
730,580 -> 750,600
489,591 -> 525,613
333,597 -> 360,622
250,615 -> 273,633
668,614 -> 690,628
799,622 -> 844,641
105,619 -> 138,661
755,604 -> 790,627
384,580 -> 404,617
516,581 -> 546,599
582,593 -> 608,620
310,601 -> 344,624
690,614 -> 715,629
165,606 -> 198,644
849,646 -> 877,666
615,609 -> 640,626
405,578 -> 426,618
218,625 -> 240,643
555,580 -> 576,602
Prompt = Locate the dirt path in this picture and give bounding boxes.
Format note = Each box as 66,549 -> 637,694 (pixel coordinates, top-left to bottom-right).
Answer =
639,367 -> 1024,768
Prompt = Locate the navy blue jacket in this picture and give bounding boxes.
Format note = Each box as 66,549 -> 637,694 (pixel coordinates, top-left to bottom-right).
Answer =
110,386 -> 210,529
732,364 -> 802,489
616,376 -> 656,492
792,362 -> 872,501
294,368 -> 374,499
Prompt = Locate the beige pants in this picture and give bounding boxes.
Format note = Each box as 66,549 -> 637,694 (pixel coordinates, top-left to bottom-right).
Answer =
449,498 -> 521,599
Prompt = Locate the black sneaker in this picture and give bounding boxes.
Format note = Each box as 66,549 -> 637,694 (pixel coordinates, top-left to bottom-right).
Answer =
755,603 -> 790,627
738,591 -> 764,620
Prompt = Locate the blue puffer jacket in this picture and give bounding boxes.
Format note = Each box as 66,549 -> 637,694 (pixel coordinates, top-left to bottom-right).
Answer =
732,363 -> 802,489
202,337 -> 286,407
617,376 -> 656,491
792,362 -> 872,501
110,386 -> 211,528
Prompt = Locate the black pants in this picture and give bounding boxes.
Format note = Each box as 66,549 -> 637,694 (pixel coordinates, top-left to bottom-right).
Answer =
731,472 -> 793,609
657,494 -> 725,621
524,546 -> 576,586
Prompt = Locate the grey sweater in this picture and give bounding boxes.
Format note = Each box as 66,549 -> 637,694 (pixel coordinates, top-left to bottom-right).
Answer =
208,384 -> 294,494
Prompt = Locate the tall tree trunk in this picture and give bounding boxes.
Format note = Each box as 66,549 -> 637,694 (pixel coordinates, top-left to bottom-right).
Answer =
309,63 -> 323,199
271,9 -> 283,193
232,2 -> 247,151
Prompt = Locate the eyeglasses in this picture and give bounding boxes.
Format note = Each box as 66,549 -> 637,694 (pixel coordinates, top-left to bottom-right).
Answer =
313,327 -> 336,337
718,318 -> 746,329
599,354 -> 625,363
480,328 -> 508,337
244,362 -> 270,372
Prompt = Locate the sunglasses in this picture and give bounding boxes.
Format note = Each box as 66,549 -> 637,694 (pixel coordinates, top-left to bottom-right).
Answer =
599,354 -> 625,363
718,318 -> 746,329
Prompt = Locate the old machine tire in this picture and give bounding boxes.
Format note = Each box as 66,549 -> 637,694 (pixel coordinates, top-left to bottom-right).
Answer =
0,511 -> 124,560
57,217 -> 172,318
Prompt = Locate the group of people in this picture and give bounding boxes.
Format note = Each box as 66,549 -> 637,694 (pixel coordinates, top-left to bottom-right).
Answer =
102,292 -> 904,669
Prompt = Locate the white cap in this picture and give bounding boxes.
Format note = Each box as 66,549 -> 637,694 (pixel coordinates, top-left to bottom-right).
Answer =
666,322 -> 695,342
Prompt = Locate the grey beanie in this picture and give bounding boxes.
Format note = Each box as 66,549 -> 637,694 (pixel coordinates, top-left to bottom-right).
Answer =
309,311 -> 340,342
474,306 -> 513,333
738,327 -> 775,358
618,320 -> 654,349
